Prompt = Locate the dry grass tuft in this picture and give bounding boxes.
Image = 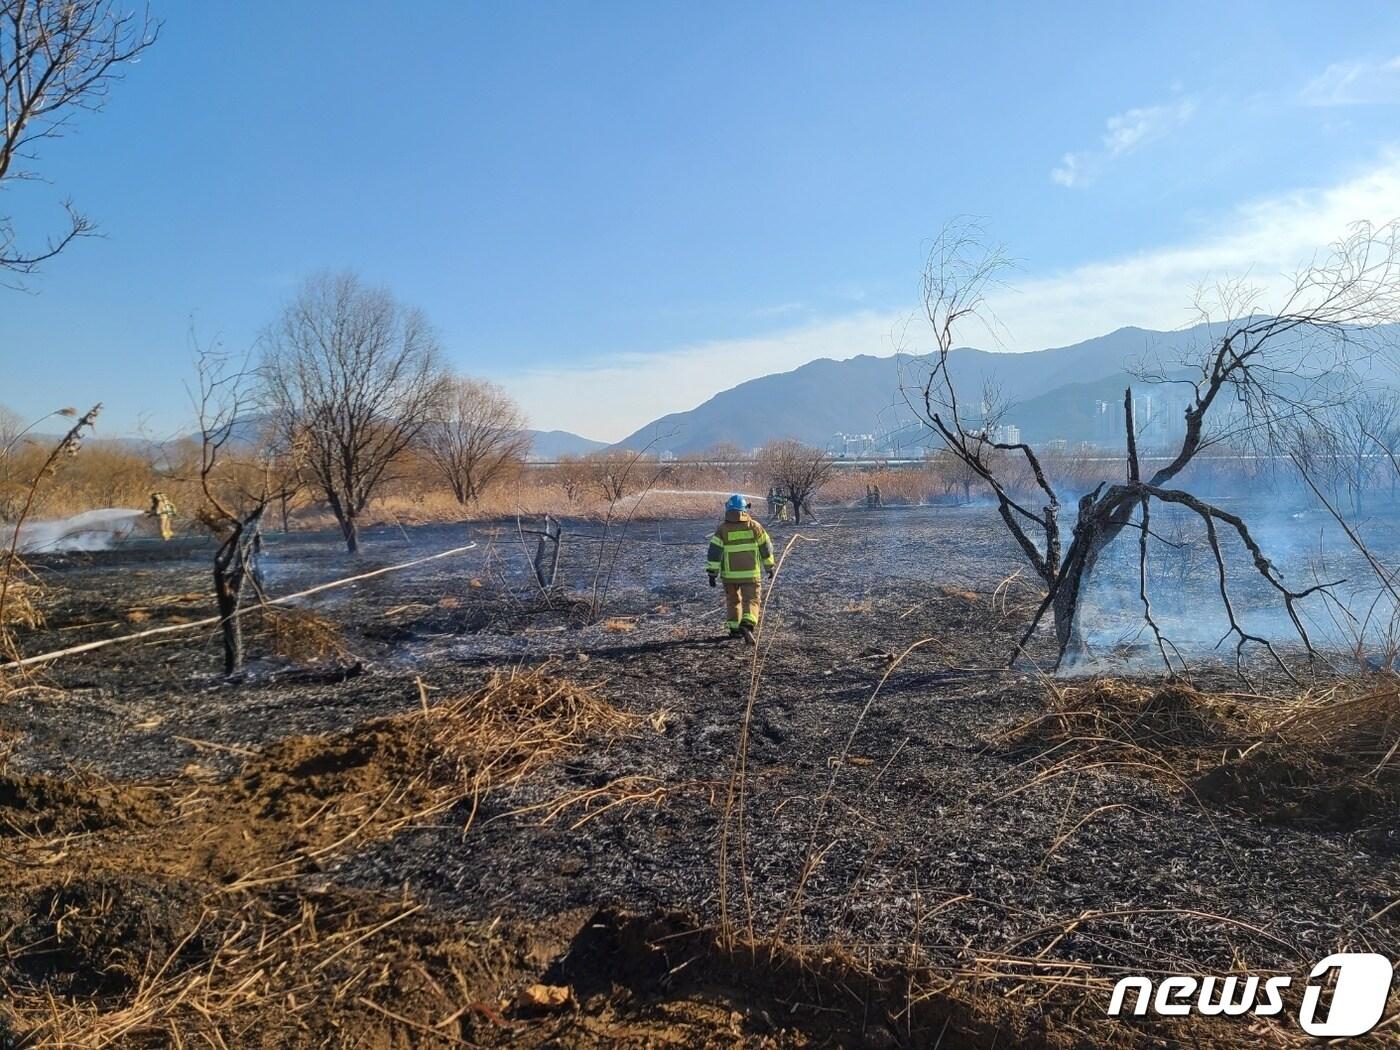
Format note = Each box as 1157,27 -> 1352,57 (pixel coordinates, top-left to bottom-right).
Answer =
255,606 -> 349,664
0,876 -> 519,1049
1005,675 -> 1400,852
1010,678 -> 1250,753
0,579 -> 42,630
444,667 -> 642,795
601,617 -> 636,632
0,667 -> 645,1047
1195,679 -> 1400,845
0,553 -> 43,634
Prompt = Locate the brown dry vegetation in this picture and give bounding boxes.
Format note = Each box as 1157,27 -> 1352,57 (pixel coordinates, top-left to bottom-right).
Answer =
1,425 -> 1309,538
2,493 -> 1398,1047
0,663 -> 1173,1050
0,669 -> 659,1047
1000,676 -> 1400,853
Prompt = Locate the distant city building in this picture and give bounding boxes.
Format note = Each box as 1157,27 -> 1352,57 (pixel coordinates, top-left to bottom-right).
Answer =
1094,399 -> 1125,444
831,432 -> 877,457
1093,388 -> 1190,450
966,423 -> 1021,446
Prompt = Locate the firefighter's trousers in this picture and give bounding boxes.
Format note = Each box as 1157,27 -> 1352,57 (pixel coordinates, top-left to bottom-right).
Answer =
723,580 -> 761,630
158,514 -> 173,541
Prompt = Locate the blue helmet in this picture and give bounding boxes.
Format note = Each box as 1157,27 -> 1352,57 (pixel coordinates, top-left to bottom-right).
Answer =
726,494 -> 747,511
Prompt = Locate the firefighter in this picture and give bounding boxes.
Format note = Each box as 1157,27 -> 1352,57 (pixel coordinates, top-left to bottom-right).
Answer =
706,494 -> 775,643
148,491 -> 177,541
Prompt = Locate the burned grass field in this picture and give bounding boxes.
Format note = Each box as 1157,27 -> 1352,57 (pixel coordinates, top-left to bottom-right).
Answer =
1,506 -> 1398,1047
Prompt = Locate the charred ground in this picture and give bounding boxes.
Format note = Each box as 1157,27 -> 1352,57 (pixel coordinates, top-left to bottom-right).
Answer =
1,505 -> 1397,1047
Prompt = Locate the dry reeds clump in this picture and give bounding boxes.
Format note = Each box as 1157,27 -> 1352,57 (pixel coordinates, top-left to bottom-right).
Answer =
1008,676 -> 1400,849
0,669 -> 646,1047
437,667 -> 642,795
0,552 -> 42,639
1195,680 -> 1400,843
169,668 -> 647,879
0,875 -> 517,1049
255,605 -> 348,664
0,577 -> 42,630
1003,678 -> 1251,757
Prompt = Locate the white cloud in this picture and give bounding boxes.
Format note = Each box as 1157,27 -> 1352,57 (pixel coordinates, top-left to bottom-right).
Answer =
1008,151 -> 1400,346
1051,99 -> 1196,188
497,154 -> 1400,442
1302,55 -> 1400,106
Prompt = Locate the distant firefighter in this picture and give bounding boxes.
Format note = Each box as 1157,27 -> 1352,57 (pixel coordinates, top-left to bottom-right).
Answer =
706,494 -> 775,644
148,491 -> 177,541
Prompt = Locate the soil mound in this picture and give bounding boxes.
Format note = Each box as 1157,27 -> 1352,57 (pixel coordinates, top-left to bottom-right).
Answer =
0,669 -> 655,1047
3,873 -> 210,999
1001,679 -> 1244,758
0,767 -> 159,837
174,668 -> 643,880
1195,684 -> 1400,849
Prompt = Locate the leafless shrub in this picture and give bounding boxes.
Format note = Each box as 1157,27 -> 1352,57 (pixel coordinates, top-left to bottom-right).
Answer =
420,376 -> 530,505
757,439 -> 835,524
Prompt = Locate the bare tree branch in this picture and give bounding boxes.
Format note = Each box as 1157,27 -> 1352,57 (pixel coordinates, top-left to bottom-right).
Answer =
0,0 -> 159,278
259,272 -> 449,554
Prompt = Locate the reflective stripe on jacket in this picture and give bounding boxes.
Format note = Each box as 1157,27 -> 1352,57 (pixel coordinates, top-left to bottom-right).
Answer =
706,510 -> 774,581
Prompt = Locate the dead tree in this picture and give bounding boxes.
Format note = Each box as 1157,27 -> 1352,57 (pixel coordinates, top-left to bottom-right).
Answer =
758,440 -> 834,524
259,272 -> 449,553
193,347 -> 296,675
906,219 -> 1400,675
519,513 -> 563,590
0,0 -> 158,279
421,377 -> 530,505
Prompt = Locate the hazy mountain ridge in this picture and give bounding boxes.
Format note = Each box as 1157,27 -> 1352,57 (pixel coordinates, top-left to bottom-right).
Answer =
614,321 -> 1400,453
525,429 -> 606,458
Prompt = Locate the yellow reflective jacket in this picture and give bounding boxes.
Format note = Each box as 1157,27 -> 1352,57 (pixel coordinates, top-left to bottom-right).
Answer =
706,510 -> 775,581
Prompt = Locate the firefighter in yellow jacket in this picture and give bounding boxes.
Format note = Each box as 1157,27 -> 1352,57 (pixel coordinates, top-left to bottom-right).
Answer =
148,491 -> 177,541
707,494 -> 775,643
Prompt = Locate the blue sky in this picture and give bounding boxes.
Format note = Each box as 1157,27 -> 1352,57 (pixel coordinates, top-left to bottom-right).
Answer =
5,1 -> 1400,440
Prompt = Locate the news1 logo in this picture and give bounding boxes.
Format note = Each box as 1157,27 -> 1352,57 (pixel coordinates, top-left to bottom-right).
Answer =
1107,953 -> 1394,1037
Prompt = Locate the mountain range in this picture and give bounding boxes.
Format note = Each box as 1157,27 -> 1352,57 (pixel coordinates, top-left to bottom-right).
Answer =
524,429 -> 607,458
613,321 -> 1400,454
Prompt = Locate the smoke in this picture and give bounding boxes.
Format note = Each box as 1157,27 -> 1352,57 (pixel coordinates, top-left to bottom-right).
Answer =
1063,496 -> 1400,674
7,508 -> 148,554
